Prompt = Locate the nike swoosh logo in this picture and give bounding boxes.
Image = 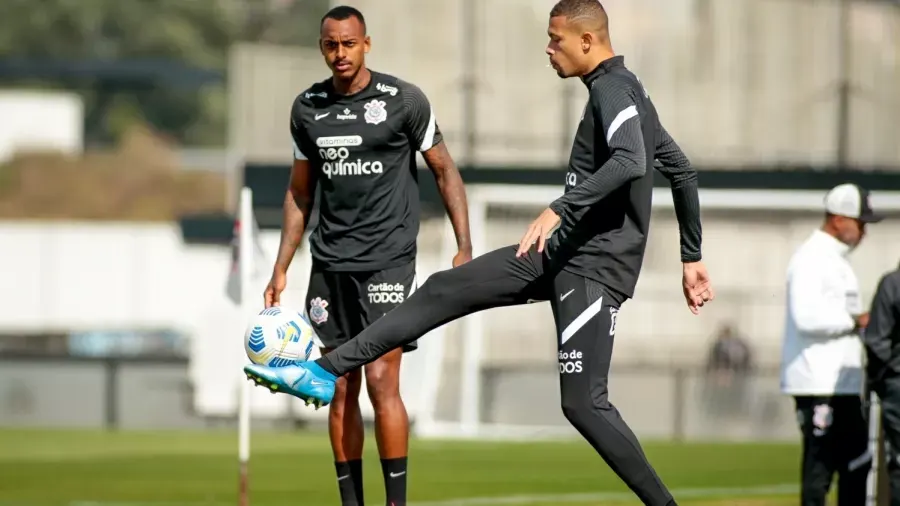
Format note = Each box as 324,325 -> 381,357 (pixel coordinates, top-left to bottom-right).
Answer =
315,113 -> 330,120
390,471 -> 406,478
560,289 -> 574,301
337,475 -> 349,481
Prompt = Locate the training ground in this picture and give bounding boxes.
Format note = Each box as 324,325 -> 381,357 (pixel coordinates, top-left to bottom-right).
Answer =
0,428 -> 811,505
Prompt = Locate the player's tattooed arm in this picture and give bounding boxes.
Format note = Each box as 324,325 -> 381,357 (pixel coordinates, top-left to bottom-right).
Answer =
274,112 -> 318,274
402,81 -> 472,264
422,142 -> 472,261
274,158 -> 317,273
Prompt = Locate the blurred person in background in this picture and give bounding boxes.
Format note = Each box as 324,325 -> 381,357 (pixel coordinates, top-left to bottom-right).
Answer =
262,5 -> 472,506
703,323 -> 753,418
705,323 -> 753,376
780,183 -> 883,506
863,260 -> 900,505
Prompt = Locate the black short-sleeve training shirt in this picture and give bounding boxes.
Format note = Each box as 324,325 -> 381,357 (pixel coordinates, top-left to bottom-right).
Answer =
290,71 -> 443,272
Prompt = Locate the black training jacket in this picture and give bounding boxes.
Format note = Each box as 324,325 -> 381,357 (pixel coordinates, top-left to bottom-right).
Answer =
547,55 -> 702,298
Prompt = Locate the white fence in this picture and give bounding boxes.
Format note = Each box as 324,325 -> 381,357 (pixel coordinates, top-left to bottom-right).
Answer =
2,189 -> 899,427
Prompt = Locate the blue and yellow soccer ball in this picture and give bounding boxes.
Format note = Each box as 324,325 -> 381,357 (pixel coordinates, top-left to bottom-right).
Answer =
244,306 -> 315,367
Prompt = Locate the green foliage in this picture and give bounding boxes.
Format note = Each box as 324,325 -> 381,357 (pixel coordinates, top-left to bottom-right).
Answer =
0,0 -> 329,146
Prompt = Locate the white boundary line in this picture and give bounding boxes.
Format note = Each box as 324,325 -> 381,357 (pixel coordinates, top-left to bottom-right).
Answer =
410,483 -> 798,506
41,483 -> 797,506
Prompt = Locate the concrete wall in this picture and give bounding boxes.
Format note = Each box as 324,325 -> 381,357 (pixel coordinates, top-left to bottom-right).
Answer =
2,200 -> 898,432
430,206 -> 900,370
0,356 -> 792,441
231,0 -> 900,168
0,222 -> 437,422
2,200 -> 898,366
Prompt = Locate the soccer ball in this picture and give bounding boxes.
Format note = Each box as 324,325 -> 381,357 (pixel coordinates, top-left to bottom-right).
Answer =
244,306 -> 315,367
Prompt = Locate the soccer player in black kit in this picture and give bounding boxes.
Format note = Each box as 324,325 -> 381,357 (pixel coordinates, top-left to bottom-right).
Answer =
246,1 -> 714,504
256,6 -> 472,506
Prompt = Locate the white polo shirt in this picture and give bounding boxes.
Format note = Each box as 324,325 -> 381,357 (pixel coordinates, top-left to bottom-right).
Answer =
780,229 -> 864,396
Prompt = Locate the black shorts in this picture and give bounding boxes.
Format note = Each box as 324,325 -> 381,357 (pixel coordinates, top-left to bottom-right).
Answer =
304,260 -> 418,353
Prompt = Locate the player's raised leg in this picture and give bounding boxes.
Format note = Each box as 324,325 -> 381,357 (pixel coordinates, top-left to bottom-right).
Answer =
244,246 -> 551,406
552,271 -> 674,506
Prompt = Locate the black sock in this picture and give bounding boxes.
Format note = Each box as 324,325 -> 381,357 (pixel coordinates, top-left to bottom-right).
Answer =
335,460 -> 364,506
316,356 -> 341,376
381,457 -> 408,506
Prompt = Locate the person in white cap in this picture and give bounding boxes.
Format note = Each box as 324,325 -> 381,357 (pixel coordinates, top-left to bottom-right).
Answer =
780,182 -> 884,506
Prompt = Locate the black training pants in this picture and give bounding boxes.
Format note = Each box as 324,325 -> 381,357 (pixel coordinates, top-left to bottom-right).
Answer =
794,395 -> 870,506
321,245 -> 676,506
878,377 -> 900,505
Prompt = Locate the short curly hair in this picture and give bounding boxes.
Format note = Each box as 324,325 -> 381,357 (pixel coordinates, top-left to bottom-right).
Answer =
549,0 -> 608,36
321,6 -> 367,35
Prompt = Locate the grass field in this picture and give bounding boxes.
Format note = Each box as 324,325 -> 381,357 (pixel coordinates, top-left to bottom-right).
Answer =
0,428 -> 802,505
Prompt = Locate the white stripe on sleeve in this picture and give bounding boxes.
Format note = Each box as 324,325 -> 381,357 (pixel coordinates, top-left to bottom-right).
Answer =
605,105 -> 638,143
419,108 -> 437,151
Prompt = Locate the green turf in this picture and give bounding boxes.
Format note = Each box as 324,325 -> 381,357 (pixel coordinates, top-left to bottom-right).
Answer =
0,428 -> 800,505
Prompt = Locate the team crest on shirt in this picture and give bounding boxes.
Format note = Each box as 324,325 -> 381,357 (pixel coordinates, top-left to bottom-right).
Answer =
308,297 -> 330,325
364,99 -> 388,125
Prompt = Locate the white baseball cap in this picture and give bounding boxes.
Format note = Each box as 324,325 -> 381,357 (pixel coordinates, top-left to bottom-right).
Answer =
824,183 -> 883,223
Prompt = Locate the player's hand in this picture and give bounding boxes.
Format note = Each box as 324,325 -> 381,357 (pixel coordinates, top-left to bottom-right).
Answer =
855,312 -> 870,330
264,270 -> 287,308
682,261 -> 714,315
517,208 -> 560,258
452,248 -> 472,268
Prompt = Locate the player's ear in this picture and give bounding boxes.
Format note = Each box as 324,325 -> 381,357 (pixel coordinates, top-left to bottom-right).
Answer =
364,35 -> 371,54
581,32 -> 592,53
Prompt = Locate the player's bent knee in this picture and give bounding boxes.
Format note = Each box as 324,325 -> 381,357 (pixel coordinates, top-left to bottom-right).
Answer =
559,385 -> 612,428
560,400 -> 592,429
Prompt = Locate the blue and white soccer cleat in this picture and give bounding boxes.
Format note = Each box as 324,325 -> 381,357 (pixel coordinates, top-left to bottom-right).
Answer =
243,361 -> 337,409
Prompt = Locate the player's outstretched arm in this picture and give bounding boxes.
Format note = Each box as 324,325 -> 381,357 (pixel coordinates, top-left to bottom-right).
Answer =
402,81 -> 472,267
422,142 -> 472,267
653,122 -> 713,314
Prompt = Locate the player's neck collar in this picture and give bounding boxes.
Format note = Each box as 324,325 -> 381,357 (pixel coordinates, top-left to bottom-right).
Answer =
581,55 -> 625,87
328,68 -> 374,100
